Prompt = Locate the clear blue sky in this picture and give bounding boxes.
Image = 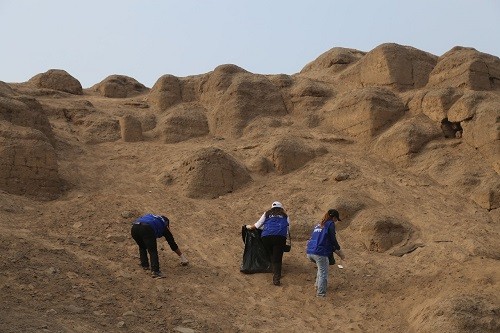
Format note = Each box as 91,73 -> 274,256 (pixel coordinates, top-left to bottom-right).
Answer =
1,0 -> 499,88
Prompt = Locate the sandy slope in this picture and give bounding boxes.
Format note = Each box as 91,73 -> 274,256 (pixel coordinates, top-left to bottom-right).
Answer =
1,44 -> 500,333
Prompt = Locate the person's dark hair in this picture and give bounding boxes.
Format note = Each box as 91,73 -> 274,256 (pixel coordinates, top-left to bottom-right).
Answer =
265,207 -> 287,218
321,209 -> 340,226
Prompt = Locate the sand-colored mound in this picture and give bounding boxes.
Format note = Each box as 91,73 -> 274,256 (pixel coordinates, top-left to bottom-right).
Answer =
179,147 -> 251,199
268,136 -> 327,175
0,81 -> 15,97
0,95 -> 56,146
427,46 -> 500,90
119,115 -> 143,142
28,69 -> 83,95
355,209 -> 415,253
420,87 -> 462,122
373,115 -> 442,164
447,91 -> 490,122
334,43 -> 437,92
208,73 -> 288,137
148,74 -> 182,110
156,104 -> 209,143
300,47 -> 365,77
80,113 -> 120,144
91,75 -> 149,98
408,292 -> 500,333
288,78 -> 334,119
0,122 -> 61,199
322,87 -> 405,139
360,43 -> 437,91
460,99 -> 500,172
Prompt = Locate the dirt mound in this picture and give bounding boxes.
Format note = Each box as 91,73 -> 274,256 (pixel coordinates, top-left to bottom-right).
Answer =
0,80 -> 15,97
355,209 -> 415,253
408,292 -> 500,333
0,122 -> 61,199
420,87 -> 462,122
156,104 -> 209,143
334,43 -> 437,92
207,73 -> 288,137
373,115 -> 442,164
427,46 -> 500,90
288,78 -> 334,121
28,69 -> 83,95
179,147 -> 251,198
359,43 -> 437,91
0,95 -> 56,146
268,136 -> 327,175
321,87 -> 405,139
119,115 -> 143,142
90,75 -> 149,98
300,47 -> 365,78
460,99 -> 500,172
148,74 -> 182,111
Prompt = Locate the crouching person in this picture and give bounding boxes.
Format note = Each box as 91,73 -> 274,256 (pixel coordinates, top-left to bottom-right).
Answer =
131,213 -> 189,278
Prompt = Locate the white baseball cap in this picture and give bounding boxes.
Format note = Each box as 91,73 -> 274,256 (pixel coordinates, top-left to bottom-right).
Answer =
271,201 -> 283,208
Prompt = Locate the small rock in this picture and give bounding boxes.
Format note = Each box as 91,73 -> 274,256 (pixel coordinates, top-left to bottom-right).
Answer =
334,173 -> 349,181
73,222 -> 83,229
117,321 -> 126,328
123,311 -> 135,317
121,211 -> 135,218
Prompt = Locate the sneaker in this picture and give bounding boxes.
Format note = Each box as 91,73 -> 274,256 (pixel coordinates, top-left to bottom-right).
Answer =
151,271 -> 165,279
141,266 -> 150,271
316,294 -> 326,297
180,254 -> 189,266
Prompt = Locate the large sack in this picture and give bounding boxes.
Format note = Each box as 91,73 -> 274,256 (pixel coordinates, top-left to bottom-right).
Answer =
240,226 -> 271,274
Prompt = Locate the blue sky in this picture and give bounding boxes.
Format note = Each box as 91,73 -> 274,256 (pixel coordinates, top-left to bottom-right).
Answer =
1,0 -> 499,88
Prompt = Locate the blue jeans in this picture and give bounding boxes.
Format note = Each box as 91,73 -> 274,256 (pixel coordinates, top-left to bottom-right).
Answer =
307,254 -> 329,296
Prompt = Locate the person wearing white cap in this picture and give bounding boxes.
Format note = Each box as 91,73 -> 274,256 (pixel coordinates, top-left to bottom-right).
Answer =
246,201 -> 290,286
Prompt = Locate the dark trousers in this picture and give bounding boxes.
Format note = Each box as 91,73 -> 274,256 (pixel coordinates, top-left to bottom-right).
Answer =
131,224 -> 160,272
262,235 -> 286,284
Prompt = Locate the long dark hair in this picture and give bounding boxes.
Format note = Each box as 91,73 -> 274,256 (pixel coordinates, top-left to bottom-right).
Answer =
265,207 -> 287,218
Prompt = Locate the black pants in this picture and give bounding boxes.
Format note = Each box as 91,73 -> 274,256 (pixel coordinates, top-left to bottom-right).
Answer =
261,235 -> 286,265
131,224 -> 160,272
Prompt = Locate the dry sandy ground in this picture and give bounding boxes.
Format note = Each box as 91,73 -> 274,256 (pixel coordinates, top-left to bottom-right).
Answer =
1,44 -> 499,333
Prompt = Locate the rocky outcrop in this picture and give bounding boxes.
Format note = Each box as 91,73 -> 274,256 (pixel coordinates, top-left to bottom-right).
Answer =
28,69 -> 83,95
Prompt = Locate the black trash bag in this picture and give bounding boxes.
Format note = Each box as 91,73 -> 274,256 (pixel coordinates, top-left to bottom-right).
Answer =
328,252 -> 335,265
240,225 -> 272,274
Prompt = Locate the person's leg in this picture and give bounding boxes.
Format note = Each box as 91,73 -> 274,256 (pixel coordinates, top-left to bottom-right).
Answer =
141,226 -> 160,272
315,255 -> 329,296
271,236 -> 286,285
131,225 -> 149,269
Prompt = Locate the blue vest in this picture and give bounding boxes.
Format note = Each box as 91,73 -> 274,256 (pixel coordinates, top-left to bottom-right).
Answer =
261,214 -> 288,237
136,214 -> 166,238
306,220 -> 335,256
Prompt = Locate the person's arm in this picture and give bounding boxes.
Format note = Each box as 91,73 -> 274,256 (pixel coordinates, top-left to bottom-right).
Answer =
246,213 -> 266,230
164,227 -> 189,265
328,223 -> 345,260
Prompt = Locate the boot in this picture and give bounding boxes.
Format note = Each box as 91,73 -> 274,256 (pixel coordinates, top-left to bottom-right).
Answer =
272,262 -> 282,286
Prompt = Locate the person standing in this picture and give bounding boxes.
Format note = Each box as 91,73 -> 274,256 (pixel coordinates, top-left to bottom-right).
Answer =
131,213 -> 189,278
306,209 -> 345,297
246,201 -> 290,286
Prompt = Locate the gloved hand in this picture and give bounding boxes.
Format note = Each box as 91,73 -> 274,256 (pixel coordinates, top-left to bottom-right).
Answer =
245,225 -> 253,230
180,254 -> 189,266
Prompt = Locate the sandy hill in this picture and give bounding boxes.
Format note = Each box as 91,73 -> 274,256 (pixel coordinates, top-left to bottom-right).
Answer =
0,43 -> 499,333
